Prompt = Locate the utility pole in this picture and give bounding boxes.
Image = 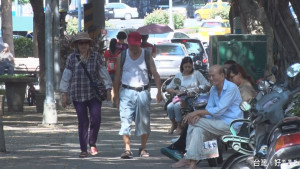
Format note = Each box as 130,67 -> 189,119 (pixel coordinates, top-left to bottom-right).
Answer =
43,0 -> 57,125
78,0 -> 82,31
53,0 -> 62,109
15,0 -> 19,16
169,0 -> 174,29
0,116 -> 6,152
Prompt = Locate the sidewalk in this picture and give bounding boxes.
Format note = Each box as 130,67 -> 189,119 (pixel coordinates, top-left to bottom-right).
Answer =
0,101 -> 221,169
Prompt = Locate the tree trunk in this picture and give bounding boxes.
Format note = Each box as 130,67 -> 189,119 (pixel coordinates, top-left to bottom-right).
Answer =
29,0 -> 46,93
230,0 -> 275,76
263,0 -> 300,79
0,117 -> 6,152
1,0 -> 15,56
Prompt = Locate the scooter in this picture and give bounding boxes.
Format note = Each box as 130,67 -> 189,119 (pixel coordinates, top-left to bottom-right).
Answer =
221,63 -> 300,169
161,59 -> 207,110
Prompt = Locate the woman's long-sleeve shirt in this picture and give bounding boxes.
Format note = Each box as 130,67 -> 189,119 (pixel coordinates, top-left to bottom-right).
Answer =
59,51 -> 112,102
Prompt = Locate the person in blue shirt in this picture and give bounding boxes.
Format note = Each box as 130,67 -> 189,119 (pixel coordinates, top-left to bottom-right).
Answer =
171,64 -> 243,169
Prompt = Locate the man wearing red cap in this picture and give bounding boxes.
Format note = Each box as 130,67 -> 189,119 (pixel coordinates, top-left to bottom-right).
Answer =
114,31 -> 162,159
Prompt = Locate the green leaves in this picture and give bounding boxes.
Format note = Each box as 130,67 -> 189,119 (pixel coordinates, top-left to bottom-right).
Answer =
144,9 -> 185,29
66,17 -> 84,35
13,37 -> 33,58
14,0 -> 30,5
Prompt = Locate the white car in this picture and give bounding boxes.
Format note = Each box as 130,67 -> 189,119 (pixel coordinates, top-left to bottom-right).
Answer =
148,31 -> 190,44
105,3 -> 139,20
154,43 -> 189,80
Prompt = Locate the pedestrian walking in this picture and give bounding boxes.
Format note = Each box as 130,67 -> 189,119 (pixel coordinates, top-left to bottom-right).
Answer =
59,32 -> 112,158
113,31 -> 162,159
0,43 -> 15,75
141,34 -> 156,58
104,38 -> 121,107
116,31 -> 129,51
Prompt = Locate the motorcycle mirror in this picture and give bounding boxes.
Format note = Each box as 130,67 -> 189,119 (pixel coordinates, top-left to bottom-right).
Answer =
195,60 -> 202,66
173,78 -> 181,87
287,63 -> 300,77
239,101 -> 251,112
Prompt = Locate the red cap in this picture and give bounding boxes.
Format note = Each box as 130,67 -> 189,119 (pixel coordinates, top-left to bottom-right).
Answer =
127,31 -> 142,46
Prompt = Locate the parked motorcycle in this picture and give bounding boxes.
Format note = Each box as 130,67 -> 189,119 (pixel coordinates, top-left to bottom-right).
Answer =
221,63 -> 300,169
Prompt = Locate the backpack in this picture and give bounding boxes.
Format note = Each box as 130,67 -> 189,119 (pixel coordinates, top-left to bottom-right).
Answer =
120,49 -> 152,84
107,57 -> 117,74
105,50 -> 120,74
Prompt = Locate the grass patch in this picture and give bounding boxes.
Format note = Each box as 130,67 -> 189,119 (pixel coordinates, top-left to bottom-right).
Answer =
177,26 -> 200,34
0,74 -> 29,79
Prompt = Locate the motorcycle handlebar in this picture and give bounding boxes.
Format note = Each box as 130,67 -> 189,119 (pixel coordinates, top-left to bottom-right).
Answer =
252,114 -> 263,125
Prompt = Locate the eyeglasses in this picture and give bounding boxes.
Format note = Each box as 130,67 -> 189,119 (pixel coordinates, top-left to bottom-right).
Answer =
78,41 -> 90,45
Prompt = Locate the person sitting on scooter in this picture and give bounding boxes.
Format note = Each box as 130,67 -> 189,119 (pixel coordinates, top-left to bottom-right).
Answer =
160,60 -> 237,161
171,64 -> 243,169
228,63 -> 256,102
165,57 -> 210,135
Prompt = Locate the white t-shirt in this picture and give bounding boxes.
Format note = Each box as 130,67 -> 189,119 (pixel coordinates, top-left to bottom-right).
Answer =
0,52 -> 14,61
166,70 -> 210,90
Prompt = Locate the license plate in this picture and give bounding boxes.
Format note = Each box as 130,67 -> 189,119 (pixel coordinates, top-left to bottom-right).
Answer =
199,139 -> 219,160
155,61 -> 171,67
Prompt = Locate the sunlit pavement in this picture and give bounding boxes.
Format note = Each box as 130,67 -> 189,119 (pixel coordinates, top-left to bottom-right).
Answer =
0,92 -> 227,169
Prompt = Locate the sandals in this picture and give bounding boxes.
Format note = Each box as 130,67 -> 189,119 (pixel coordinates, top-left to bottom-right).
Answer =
121,150 -> 133,159
138,147 -> 150,157
79,151 -> 88,158
90,146 -> 98,156
168,123 -> 178,134
173,128 -> 182,135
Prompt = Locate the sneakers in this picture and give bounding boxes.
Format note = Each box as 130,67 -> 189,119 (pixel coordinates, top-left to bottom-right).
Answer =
90,146 -> 98,156
160,147 -> 184,161
120,150 -> 133,159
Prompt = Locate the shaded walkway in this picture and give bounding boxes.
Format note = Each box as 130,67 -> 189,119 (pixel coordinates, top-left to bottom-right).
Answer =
0,101 -> 221,169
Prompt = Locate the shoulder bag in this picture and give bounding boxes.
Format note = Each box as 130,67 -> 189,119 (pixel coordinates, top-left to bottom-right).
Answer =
75,54 -> 107,101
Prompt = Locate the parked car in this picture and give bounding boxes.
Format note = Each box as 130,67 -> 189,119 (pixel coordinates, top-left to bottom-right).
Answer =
105,3 -> 139,20
194,2 -> 229,21
155,0 -> 207,18
171,38 -> 209,72
148,31 -> 190,44
67,7 -> 114,20
154,43 -> 189,80
198,19 -> 230,43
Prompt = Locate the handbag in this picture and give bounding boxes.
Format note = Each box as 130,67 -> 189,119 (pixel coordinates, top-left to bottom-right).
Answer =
172,95 -> 181,104
76,54 -> 107,101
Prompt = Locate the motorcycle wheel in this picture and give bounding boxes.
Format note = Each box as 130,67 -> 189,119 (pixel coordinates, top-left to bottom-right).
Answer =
161,77 -> 174,109
222,153 -> 254,169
